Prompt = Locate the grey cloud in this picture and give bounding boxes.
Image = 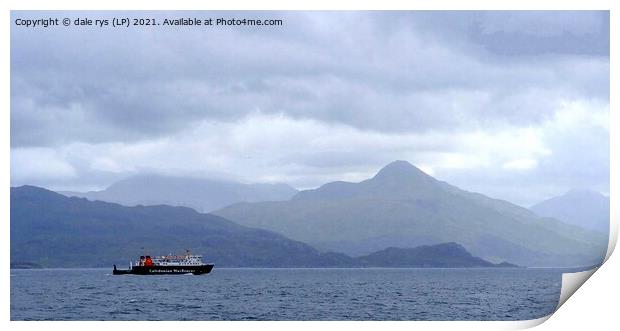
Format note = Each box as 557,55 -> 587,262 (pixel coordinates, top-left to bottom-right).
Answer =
11,11 -> 609,147
10,11 -> 609,206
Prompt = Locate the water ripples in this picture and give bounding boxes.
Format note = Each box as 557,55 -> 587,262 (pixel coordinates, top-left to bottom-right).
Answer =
11,268 -> 570,321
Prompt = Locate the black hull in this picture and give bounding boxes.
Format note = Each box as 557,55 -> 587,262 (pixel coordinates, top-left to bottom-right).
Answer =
113,264 -> 214,275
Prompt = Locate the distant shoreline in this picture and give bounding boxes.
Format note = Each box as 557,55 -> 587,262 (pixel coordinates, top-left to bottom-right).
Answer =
11,265 -> 604,272
19,266 -> 598,270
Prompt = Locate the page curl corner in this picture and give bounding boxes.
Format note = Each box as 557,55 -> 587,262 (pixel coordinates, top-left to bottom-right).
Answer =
556,267 -> 598,311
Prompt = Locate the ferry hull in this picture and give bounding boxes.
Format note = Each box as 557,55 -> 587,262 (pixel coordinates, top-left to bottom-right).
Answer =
113,264 -> 214,275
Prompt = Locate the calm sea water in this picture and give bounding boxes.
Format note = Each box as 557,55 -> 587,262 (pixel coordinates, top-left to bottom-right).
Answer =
11,268 -> 574,321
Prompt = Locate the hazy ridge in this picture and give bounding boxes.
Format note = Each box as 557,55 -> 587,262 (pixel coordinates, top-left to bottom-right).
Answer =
11,185 -> 514,268
214,161 -> 607,267
60,174 -> 298,213
530,189 -> 610,235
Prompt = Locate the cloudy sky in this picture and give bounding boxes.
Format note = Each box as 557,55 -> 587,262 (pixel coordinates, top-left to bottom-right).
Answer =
11,11 -> 609,206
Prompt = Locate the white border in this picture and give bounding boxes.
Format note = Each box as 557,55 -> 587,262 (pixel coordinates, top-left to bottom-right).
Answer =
3,1 -> 617,330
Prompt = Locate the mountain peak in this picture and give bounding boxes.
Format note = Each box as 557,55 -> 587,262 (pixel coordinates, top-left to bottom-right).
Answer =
291,160 -> 438,201
373,160 -> 430,180
564,188 -> 607,198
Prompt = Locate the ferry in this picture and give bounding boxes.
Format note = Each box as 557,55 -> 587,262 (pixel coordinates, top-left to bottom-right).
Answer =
113,250 -> 214,275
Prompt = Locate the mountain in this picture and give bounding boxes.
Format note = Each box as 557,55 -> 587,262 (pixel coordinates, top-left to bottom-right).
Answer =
59,174 -> 298,212
530,189 -> 610,235
10,185 -> 340,268
356,242 -> 518,268
213,160 -> 607,267
11,186 -> 517,269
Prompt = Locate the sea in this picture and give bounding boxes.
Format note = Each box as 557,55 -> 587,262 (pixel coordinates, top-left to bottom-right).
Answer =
10,267 -> 581,321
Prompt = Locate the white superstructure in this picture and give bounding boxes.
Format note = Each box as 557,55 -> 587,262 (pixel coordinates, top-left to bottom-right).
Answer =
133,250 -> 206,267
152,254 -> 204,266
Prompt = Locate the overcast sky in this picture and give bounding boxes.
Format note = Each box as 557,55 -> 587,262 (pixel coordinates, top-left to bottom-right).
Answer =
11,11 -> 609,206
